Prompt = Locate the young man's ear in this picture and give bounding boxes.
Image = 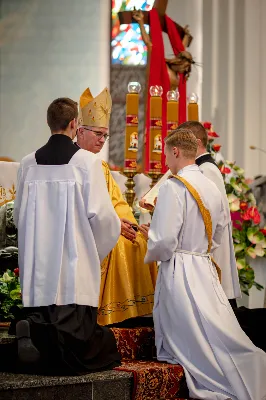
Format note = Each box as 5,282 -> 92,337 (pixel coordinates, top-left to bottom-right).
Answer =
173,146 -> 179,158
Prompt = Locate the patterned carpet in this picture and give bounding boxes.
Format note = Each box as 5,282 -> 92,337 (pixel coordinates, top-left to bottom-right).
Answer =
111,327 -> 190,400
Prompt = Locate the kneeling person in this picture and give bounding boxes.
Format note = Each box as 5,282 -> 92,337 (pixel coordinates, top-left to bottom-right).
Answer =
77,87 -> 157,326
12,97 -> 121,375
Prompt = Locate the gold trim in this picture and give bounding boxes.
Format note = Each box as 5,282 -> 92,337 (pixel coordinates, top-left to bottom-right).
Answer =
169,174 -> 221,282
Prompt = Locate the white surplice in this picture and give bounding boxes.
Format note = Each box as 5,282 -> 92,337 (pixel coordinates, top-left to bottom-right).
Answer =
14,149 -> 121,308
198,157 -> 241,299
145,165 -> 266,400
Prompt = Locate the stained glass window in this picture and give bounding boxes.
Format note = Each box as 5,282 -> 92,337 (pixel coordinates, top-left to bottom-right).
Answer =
111,0 -> 155,65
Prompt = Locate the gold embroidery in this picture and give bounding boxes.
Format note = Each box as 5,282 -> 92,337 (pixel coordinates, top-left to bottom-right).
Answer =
169,174 -> 221,282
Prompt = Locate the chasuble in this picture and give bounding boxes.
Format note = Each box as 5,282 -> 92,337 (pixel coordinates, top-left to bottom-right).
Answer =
98,161 -> 157,326
145,165 -> 266,400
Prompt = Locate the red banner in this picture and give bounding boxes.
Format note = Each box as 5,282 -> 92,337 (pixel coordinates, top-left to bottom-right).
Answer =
167,122 -> 179,133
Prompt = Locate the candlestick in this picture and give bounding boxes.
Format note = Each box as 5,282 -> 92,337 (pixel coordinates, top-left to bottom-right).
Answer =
124,82 -> 141,172
188,93 -> 199,121
121,170 -> 138,210
149,85 -> 163,173
167,90 -> 179,135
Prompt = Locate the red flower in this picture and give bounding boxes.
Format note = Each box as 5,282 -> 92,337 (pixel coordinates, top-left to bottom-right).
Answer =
260,229 -> 266,236
208,131 -> 219,138
14,268 -> 19,276
220,165 -> 231,174
212,144 -> 221,152
242,207 -> 261,224
203,122 -> 212,129
240,202 -> 248,211
231,211 -> 243,230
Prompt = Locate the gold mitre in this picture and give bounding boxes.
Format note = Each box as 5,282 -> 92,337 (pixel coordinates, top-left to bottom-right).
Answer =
78,87 -> 112,129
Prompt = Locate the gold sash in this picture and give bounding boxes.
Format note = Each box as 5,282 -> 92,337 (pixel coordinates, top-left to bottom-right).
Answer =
169,174 -> 222,282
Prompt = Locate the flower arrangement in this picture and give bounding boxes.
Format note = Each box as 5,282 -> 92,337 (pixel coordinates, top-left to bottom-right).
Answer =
0,268 -> 22,321
204,122 -> 265,295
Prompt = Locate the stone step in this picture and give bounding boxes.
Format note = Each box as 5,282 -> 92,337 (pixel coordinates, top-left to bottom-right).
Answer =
0,369 -> 132,400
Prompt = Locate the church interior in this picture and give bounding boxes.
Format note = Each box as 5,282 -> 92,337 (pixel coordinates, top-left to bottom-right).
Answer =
1,0 -> 266,399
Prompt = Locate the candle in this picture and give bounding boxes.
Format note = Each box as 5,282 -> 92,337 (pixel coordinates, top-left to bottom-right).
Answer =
167,90 -> 179,135
124,82 -> 141,171
149,85 -> 163,173
187,93 -> 199,121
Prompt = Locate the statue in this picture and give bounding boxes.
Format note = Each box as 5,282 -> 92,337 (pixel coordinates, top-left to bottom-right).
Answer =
0,201 -> 18,274
132,9 -> 194,89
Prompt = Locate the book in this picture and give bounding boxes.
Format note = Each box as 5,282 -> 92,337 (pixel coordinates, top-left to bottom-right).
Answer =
141,170 -> 171,208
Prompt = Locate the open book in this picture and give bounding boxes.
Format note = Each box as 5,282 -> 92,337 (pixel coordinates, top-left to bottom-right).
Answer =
142,170 -> 171,208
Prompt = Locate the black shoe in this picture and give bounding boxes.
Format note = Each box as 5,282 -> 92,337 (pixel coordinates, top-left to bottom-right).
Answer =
16,320 -> 40,364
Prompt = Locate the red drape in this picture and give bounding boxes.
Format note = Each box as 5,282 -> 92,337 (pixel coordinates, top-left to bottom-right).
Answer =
144,9 -> 187,173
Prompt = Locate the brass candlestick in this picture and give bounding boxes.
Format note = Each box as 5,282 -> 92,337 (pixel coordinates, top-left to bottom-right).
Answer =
122,170 -> 138,209
148,172 -> 163,189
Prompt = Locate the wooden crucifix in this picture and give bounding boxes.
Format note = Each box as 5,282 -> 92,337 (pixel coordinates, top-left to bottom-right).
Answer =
118,0 -> 193,47
118,0 -> 194,89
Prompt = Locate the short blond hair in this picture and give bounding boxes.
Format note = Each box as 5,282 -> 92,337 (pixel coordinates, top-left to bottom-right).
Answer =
165,128 -> 198,159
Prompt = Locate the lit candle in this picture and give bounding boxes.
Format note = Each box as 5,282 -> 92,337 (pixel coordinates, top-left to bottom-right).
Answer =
187,93 -> 199,121
167,90 -> 179,135
149,85 -> 163,173
124,82 -> 141,171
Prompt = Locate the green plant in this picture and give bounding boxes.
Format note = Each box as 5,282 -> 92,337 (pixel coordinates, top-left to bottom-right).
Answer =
204,122 -> 265,295
0,268 -> 22,321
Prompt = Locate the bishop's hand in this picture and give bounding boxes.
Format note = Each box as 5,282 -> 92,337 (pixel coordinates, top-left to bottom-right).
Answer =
120,218 -> 137,242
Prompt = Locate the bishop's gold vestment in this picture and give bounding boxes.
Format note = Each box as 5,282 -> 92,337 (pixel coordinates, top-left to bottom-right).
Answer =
98,161 -> 157,326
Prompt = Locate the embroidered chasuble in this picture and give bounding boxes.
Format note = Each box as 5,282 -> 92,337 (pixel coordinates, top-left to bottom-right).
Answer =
98,161 -> 157,326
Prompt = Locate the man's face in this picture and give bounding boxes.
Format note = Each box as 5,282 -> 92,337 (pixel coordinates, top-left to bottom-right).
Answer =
77,126 -> 109,153
165,145 -> 179,175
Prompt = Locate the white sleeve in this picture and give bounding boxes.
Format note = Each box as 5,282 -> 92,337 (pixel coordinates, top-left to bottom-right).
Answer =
84,158 -> 121,262
212,199 -> 225,252
13,164 -> 24,227
144,180 -> 184,263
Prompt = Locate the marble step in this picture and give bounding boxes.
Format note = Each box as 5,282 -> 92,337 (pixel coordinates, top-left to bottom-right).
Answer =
0,370 -> 132,400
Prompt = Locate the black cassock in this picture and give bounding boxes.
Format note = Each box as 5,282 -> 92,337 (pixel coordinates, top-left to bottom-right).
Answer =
4,135 -> 121,375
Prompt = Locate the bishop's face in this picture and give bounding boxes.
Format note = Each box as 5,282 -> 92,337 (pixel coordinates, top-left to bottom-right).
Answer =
164,144 -> 179,175
77,126 -> 109,154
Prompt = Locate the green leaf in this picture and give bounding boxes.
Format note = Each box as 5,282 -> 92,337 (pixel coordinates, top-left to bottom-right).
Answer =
234,243 -> 245,253
9,289 -> 21,301
246,247 -> 257,258
236,258 -> 246,269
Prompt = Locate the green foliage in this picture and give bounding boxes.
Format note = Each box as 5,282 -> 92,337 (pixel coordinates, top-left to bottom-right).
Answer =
0,269 -> 22,321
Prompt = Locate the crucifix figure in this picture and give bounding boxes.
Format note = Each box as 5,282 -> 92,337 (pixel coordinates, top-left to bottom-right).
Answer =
118,0 -> 194,172
118,0 -> 194,90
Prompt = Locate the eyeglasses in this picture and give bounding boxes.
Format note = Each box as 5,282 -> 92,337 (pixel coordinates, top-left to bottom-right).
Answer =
82,127 -> 109,142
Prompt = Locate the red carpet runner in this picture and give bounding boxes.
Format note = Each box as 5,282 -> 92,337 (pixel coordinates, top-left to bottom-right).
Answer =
111,327 -> 190,400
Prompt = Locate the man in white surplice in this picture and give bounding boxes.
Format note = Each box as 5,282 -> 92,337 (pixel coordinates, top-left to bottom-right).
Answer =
12,97 -> 121,375
141,122 -> 240,304
144,129 -> 266,400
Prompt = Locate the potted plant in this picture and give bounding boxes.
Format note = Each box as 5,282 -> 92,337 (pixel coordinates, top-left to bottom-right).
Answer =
203,122 -> 266,301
